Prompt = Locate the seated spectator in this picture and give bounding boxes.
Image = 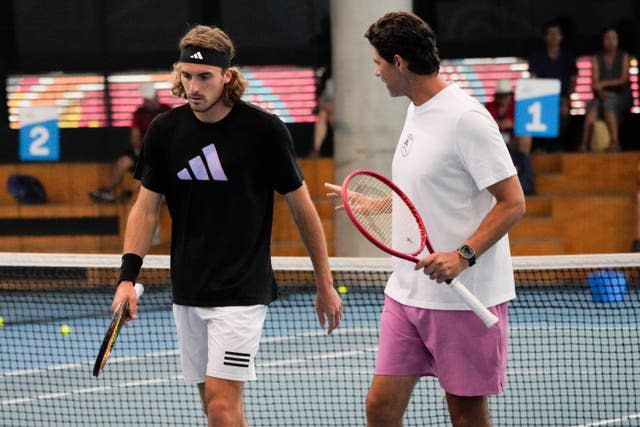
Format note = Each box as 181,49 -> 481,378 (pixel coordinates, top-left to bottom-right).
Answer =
485,79 -> 535,195
90,83 -> 171,203
528,19 -> 578,150
579,27 -> 631,152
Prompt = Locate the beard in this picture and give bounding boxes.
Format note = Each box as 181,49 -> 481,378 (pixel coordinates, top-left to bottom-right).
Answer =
188,92 -> 224,113
386,85 -> 401,98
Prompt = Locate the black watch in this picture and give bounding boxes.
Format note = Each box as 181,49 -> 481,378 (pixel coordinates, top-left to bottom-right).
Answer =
457,244 -> 476,267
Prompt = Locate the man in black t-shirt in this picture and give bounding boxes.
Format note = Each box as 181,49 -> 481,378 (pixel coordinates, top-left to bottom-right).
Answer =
528,19 -> 578,151
110,25 -> 343,425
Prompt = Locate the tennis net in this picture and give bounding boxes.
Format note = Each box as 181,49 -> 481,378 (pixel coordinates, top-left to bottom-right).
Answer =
0,252 -> 638,426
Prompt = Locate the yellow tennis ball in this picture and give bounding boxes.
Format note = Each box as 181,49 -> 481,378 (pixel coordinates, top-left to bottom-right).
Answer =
59,324 -> 71,336
337,285 -> 348,295
0,316 -> 4,327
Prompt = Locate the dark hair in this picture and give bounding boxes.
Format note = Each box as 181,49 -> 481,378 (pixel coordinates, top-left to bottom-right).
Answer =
364,11 -> 440,75
542,19 -> 563,36
601,26 -> 618,38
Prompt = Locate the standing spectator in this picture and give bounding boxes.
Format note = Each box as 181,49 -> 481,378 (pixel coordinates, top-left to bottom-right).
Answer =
631,162 -> 640,252
485,79 -> 535,195
310,75 -> 335,158
528,19 -> 578,151
90,82 -> 171,203
579,27 -> 631,152
309,14 -> 334,158
109,25 -> 343,426
327,11 -> 525,427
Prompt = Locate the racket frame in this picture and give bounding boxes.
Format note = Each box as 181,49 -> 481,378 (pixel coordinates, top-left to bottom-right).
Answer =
342,169 -> 429,262
93,283 -> 144,377
341,169 -> 498,328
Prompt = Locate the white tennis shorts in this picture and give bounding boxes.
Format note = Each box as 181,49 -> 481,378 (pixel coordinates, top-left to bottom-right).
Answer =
172,304 -> 268,383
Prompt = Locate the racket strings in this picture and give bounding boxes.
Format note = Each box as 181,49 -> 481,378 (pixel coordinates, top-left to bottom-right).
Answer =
345,175 -> 423,255
392,195 -> 423,255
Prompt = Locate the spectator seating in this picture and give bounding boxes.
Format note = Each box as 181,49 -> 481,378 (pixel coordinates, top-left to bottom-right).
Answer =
0,159 -> 334,255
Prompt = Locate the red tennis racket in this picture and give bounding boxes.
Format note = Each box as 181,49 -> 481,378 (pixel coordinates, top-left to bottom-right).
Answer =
341,169 -> 498,327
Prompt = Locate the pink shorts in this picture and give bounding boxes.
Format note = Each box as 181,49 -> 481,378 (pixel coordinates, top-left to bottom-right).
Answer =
375,295 -> 509,396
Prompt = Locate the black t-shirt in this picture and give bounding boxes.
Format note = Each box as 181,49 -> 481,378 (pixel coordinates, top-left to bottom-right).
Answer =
528,50 -> 578,96
135,102 -> 303,306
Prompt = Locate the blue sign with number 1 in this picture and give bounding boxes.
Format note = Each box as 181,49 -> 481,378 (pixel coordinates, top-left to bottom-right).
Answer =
514,79 -> 561,138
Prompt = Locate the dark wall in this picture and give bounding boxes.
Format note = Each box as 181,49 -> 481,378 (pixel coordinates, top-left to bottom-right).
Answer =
414,0 -> 640,58
5,0 -> 640,75
3,0 -> 640,161
414,0 -> 640,59
11,0 -> 192,72
6,0 -> 330,73
0,0 -> 326,161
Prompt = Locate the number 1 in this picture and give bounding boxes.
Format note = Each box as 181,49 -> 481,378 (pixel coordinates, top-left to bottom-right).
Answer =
525,102 -> 547,132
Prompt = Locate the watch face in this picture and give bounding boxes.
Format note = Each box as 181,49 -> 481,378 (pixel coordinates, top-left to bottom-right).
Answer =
459,245 -> 475,259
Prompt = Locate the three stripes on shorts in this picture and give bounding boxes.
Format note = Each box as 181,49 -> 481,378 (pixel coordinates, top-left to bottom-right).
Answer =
224,351 -> 250,368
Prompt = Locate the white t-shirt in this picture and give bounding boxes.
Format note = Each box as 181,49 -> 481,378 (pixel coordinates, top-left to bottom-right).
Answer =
385,84 -> 517,310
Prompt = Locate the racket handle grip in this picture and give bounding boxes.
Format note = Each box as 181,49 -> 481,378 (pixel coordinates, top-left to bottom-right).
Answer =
134,283 -> 144,299
448,279 -> 499,328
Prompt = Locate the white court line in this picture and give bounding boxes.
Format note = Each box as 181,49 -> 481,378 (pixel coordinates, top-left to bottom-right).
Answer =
260,327 -> 377,344
3,368 -> 42,377
258,346 -> 377,368
0,350 -> 181,377
74,386 -> 112,394
49,363 -> 84,371
38,392 -> 69,400
507,367 -> 630,376
0,328 -> 378,407
122,378 -> 169,387
260,367 -> 371,375
17,323 -> 622,378
0,342 -> 370,406
1,328 -> 375,377
571,413 -> 640,426
1,398 -> 32,405
510,324 -> 637,331
0,376 -> 182,406
148,349 -> 178,357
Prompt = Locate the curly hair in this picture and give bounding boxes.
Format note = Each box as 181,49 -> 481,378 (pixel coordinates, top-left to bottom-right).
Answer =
170,25 -> 247,107
364,11 -> 440,75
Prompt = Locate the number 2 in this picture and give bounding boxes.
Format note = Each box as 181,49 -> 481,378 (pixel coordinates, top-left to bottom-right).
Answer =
29,126 -> 50,156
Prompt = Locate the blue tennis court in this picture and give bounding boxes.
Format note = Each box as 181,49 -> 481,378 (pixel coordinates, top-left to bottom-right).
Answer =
1,261 -> 639,427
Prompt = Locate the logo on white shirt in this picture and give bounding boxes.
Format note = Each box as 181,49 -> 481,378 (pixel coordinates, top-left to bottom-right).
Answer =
401,134 -> 414,157
177,143 -> 228,181
189,51 -> 204,60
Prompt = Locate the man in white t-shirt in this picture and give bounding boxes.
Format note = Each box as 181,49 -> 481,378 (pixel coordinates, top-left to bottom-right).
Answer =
326,11 -> 525,427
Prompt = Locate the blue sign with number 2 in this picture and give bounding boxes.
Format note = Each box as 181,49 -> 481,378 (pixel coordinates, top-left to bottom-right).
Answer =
19,108 -> 60,161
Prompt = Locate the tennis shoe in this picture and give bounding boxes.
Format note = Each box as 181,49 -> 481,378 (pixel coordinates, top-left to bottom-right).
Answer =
89,189 -> 116,204
119,190 -> 133,203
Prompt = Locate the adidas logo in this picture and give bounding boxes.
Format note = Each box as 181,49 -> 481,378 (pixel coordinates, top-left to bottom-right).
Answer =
189,51 -> 204,60
223,351 -> 250,368
177,143 -> 228,181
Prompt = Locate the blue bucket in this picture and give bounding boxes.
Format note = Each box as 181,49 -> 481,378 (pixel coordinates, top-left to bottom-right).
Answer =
587,270 -> 627,303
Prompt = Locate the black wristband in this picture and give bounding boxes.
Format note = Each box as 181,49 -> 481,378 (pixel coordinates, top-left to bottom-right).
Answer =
117,253 -> 143,286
